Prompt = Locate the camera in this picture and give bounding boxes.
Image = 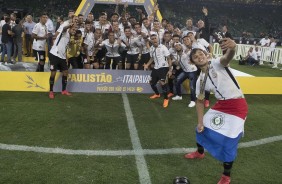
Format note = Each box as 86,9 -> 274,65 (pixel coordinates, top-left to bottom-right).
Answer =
173,176 -> 190,184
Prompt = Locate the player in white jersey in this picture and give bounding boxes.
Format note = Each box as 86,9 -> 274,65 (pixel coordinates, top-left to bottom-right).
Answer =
48,24 -> 77,99
133,23 -> 150,70
188,31 -> 213,107
150,21 -> 165,44
187,32 -> 213,57
172,42 -> 198,108
185,38 -> 248,184
162,32 -> 173,50
32,13 -> 48,72
83,21 -> 95,69
122,26 -> 142,70
94,13 -> 111,36
168,34 -> 183,97
99,31 -> 126,69
144,34 -> 173,108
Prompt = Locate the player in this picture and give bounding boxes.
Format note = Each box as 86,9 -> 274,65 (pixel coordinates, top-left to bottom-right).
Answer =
185,38 -> 248,184
48,24 -> 77,99
144,34 -> 172,108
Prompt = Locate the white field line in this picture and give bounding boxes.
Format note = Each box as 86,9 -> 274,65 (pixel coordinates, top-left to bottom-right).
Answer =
0,135 -> 281,156
231,68 -> 254,77
122,93 -> 152,184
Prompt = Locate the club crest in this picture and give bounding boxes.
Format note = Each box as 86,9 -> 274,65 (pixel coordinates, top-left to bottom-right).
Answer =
210,114 -> 225,130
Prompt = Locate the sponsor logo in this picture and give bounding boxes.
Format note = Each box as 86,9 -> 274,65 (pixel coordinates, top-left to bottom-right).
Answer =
210,114 -> 225,130
25,75 -> 45,90
122,75 -> 150,84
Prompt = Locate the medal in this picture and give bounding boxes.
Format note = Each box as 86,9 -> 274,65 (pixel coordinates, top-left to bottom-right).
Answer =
198,63 -> 210,100
198,93 -> 205,101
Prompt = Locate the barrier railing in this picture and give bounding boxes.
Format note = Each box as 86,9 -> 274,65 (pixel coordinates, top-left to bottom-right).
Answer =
213,43 -> 282,64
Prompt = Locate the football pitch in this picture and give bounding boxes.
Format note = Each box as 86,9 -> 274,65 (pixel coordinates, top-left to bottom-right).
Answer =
0,92 -> 282,184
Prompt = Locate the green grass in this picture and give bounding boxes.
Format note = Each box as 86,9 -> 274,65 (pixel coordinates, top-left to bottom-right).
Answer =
230,61 -> 282,77
0,92 -> 282,183
0,151 -> 138,184
146,142 -> 282,184
0,92 -> 132,150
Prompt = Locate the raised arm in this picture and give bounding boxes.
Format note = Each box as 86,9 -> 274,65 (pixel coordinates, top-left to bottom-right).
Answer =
220,38 -> 236,67
202,7 -> 210,33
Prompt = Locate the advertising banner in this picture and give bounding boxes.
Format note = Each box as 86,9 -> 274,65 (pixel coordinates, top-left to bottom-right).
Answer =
1,70 -> 282,94
53,69 -> 154,93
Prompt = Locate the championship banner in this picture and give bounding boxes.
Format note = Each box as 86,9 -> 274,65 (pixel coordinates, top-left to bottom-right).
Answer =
75,0 -> 162,22
53,69 -> 153,93
75,0 -> 96,19
1,70 -> 282,94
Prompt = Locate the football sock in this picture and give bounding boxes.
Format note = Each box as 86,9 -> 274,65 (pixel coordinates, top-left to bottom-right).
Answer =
162,84 -> 168,99
223,162 -> 233,177
168,79 -> 174,93
197,143 -> 204,154
150,84 -> 159,95
62,76 -> 67,91
49,76 -> 55,91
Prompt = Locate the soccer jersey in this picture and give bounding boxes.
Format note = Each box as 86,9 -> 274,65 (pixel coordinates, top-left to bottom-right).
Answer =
94,21 -> 111,33
50,31 -> 70,59
100,39 -> 126,57
57,20 -> 69,34
178,51 -> 197,73
150,44 -> 170,69
150,29 -> 165,44
121,36 -> 141,55
136,34 -> 150,54
169,48 -> 178,64
196,58 -> 243,100
192,39 -> 209,51
67,37 -> 83,58
32,22 -> 47,51
83,32 -> 95,56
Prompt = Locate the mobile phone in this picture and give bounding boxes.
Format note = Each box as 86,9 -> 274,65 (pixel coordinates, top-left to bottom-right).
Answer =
214,32 -> 225,44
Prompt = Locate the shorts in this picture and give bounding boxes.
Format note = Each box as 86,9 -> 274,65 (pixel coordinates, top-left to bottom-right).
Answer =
69,56 -> 83,69
34,50 -> 46,62
49,53 -> 68,72
126,54 -> 139,65
95,49 -> 106,61
138,53 -> 150,70
150,67 -> 169,85
105,56 -> 122,69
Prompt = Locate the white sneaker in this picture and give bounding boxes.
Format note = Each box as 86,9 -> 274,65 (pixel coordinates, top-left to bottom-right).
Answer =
272,66 -> 278,69
280,68 -> 282,71
188,101 -> 196,108
172,95 -> 182,100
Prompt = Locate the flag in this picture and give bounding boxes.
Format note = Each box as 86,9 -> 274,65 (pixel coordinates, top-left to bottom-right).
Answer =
196,98 -> 248,162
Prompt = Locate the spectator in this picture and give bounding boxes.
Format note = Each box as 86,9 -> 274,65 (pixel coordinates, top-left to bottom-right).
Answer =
243,47 -> 259,66
0,14 -> 9,54
12,18 -> 24,63
181,17 -> 198,38
197,7 -> 211,42
23,15 -> 36,57
254,46 -> 262,65
222,25 -> 233,39
259,35 -> 270,47
55,16 -> 64,32
46,14 -> 55,52
1,17 -> 14,64
269,37 -> 277,68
